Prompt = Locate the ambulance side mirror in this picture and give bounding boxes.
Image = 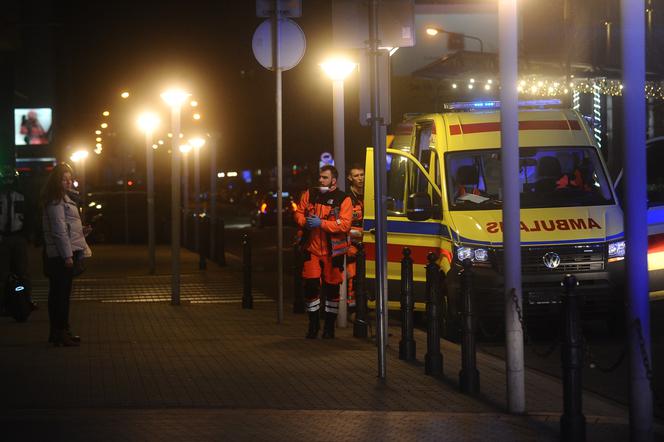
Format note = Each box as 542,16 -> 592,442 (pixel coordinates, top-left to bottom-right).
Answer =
406,192 -> 432,221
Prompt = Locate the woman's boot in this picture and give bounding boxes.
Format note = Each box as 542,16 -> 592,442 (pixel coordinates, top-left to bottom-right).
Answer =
52,329 -> 80,347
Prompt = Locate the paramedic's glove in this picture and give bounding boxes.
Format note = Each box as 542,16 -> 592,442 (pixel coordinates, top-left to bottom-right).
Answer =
305,215 -> 322,229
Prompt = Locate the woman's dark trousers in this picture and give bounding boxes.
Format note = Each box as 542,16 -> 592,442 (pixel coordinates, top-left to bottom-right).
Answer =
47,259 -> 73,332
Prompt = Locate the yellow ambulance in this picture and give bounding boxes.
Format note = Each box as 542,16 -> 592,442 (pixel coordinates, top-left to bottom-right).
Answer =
363,100 -> 625,337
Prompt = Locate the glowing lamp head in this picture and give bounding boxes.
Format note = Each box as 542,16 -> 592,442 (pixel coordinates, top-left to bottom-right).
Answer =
189,137 -> 205,149
320,58 -> 357,81
137,112 -> 160,133
120,91 -> 130,99
70,149 -> 89,163
426,27 -> 440,36
179,144 -> 192,154
161,89 -> 191,108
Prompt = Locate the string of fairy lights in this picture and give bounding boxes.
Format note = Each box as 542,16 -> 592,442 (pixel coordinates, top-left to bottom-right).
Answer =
449,76 -> 664,100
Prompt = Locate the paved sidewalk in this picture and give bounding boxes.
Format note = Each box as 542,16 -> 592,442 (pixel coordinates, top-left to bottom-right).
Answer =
0,245 -> 661,441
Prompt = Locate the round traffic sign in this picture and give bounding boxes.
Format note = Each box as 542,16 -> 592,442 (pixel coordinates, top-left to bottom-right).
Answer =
252,18 -> 306,71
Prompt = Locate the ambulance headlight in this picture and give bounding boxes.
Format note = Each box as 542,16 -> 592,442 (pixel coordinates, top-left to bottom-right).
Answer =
608,240 -> 625,259
457,247 -> 473,261
474,248 -> 489,262
456,246 -> 489,263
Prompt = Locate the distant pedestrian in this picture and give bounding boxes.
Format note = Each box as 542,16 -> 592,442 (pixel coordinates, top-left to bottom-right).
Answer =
0,166 -> 34,317
345,164 -> 365,312
41,163 -> 91,347
294,165 -> 352,339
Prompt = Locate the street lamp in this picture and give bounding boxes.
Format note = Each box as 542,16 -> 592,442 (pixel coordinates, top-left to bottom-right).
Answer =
320,56 -> 356,328
70,149 -> 89,205
161,88 -> 191,305
425,26 -> 484,53
137,111 -> 160,275
189,137 -> 206,270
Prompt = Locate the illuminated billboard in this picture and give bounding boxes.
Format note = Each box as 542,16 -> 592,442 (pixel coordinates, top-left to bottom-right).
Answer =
14,108 -> 52,145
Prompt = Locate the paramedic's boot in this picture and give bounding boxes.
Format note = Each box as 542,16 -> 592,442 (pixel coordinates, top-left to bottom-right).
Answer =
322,312 -> 337,339
306,312 -> 320,339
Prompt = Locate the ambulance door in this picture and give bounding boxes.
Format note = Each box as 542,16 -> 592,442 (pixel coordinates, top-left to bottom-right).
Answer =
363,145 -> 445,310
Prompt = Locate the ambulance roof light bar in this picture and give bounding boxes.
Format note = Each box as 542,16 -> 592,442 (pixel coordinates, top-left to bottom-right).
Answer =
443,99 -> 562,111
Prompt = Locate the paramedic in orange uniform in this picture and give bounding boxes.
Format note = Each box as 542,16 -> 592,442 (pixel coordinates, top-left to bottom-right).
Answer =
345,165 -> 364,312
294,165 -> 352,339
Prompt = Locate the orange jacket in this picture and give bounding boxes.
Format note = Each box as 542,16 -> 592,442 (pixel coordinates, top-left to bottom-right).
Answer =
347,190 -> 364,256
294,188 -> 352,257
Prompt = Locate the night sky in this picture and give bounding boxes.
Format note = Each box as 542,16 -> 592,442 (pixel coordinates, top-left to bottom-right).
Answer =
52,0 -> 369,172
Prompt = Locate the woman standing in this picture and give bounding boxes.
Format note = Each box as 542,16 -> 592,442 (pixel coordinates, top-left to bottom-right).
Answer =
41,163 -> 90,347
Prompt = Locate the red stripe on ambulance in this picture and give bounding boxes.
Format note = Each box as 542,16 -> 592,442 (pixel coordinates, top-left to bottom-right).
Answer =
449,120 -> 582,136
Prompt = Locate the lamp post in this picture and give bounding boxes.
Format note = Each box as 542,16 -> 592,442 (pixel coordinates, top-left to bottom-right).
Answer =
426,27 -> 484,53
138,112 -> 160,275
321,57 -> 356,328
189,137 -> 206,270
70,149 -> 89,205
181,143 -> 191,248
161,88 -> 190,305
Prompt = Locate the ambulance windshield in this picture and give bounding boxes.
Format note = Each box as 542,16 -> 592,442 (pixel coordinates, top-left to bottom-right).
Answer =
446,146 -> 614,210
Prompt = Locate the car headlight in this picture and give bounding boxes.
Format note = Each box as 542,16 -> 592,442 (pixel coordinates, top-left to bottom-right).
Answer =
456,246 -> 489,263
608,240 -> 625,259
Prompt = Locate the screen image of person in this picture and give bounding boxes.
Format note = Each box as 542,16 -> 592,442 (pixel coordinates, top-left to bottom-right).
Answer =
15,109 -> 52,145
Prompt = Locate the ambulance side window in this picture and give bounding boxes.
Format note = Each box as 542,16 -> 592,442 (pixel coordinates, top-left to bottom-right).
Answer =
385,154 -> 407,216
413,123 -> 433,164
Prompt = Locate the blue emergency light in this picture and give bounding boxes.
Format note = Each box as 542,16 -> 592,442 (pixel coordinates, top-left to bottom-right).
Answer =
443,99 -> 562,111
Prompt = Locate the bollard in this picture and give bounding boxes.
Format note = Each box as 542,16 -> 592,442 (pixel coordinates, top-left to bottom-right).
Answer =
293,244 -> 305,313
242,233 -> 253,309
198,216 -> 207,270
215,219 -> 226,266
399,247 -> 416,361
560,274 -> 585,442
353,244 -> 369,338
425,252 -> 443,376
459,258 -> 480,395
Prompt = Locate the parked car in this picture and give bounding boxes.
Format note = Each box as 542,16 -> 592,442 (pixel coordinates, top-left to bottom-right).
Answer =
251,191 -> 297,228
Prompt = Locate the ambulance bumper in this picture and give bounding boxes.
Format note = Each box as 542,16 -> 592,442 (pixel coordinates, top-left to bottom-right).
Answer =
445,260 -> 624,320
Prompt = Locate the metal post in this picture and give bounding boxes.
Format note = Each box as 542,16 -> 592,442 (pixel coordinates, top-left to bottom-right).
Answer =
369,0 -> 388,380
425,252 -> 443,376
332,78 -> 348,328
78,158 -> 86,207
183,153 -> 189,248
170,106 -> 181,305
499,0 -> 525,414
621,1 -> 654,439
459,259 -> 480,395
195,146 -> 205,270
272,0 -> 284,324
146,130 -> 156,274
399,247 -> 416,361
353,244 -> 368,338
293,244 -> 305,313
560,274 -> 586,442
124,143 -> 129,244
242,233 -> 253,309
209,136 -> 218,261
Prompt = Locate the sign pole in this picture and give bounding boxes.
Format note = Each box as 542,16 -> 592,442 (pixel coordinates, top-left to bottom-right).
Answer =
273,0 -> 284,324
621,1 -> 653,439
499,0 -> 525,414
369,0 -> 388,380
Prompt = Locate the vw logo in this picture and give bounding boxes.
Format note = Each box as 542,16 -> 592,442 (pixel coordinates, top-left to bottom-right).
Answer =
542,252 -> 561,269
